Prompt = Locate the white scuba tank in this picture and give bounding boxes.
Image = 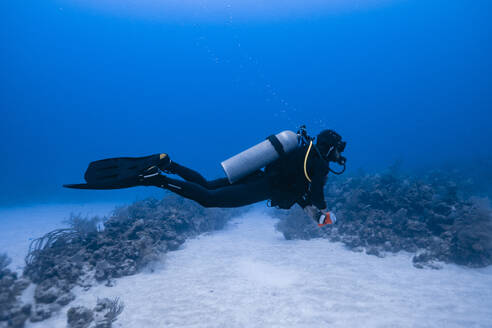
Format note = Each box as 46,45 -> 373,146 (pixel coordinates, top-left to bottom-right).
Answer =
221,130 -> 299,184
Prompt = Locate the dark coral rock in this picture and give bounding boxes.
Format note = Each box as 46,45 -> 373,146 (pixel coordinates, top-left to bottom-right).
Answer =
10,315 -> 28,328
30,304 -> 58,322
118,259 -> 137,276
67,306 -> 94,328
56,292 -> 76,306
275,171 -> 492,268
448,198 -> 492,267
167,240 -> 181,251
18,195 -> 236,325
12,279 -> 30,295
95,261 -> 113,281
34,278 -> 70,304
366,247 -> 381,257
0,254 -> 11,273
413,252 -> 432,264
0,254 -> 32,328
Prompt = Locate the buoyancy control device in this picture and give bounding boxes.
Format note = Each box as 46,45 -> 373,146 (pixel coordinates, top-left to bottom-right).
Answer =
221,126 -> 347,184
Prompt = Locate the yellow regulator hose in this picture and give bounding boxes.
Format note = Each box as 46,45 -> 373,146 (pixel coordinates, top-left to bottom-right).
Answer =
304,141 -> 313,183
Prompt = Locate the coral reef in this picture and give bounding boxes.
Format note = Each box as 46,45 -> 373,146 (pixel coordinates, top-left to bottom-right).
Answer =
418,159 -> 492,199
64,213 -> 102,236
0,255 -> 11,272
67,306 -> 94,328
66,297 -> 124,328
0,254 -> 30,328
0,195 -> 235,327
93,297 -> 124,328
25,229 -> 84,283
275,171 -> 492,268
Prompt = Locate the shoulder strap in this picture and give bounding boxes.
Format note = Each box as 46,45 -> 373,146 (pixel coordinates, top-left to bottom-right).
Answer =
266,135 -> 286,157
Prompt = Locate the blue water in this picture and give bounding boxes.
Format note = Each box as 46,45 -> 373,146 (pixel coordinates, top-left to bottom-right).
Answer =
1,0 -> 491,206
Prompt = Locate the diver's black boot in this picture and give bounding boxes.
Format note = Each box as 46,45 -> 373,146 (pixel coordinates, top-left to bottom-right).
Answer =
156,153 -> 172,172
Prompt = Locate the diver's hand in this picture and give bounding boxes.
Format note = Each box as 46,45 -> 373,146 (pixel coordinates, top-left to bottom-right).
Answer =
304,206 -> 337,227
317,211 -> 337,227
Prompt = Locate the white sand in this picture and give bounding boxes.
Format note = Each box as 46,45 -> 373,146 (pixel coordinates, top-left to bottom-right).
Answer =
21,208 -> 492,328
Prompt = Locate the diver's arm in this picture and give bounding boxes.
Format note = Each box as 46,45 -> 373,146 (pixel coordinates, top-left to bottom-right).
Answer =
309,160 -> 328,210
304,159 -> 336,226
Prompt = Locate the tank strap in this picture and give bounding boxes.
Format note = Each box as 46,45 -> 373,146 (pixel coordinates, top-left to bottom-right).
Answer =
266,135 -> 286,157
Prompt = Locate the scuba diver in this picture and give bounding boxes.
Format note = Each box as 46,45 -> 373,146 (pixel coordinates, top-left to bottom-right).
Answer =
64,126 -> 347,227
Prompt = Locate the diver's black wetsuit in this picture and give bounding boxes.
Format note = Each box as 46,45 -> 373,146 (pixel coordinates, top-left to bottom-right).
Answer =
147,145 -> 329,209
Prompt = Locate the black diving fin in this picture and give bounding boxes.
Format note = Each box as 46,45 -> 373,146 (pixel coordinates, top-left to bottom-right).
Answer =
64,153 -> 170,190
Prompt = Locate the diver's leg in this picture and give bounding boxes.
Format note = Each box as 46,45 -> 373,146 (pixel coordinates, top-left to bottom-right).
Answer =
146,175 -> 270,208
168,162 -> 230,189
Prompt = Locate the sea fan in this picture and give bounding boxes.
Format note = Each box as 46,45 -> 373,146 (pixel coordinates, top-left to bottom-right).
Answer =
95,297 -> 125,328
24,228 -> 83,282
64,213 -> 102,236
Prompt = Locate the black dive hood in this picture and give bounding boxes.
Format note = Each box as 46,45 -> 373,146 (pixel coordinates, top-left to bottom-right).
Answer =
298,125 -> 347,175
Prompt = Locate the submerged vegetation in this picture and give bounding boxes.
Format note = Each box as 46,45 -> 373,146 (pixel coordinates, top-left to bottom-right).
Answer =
0,253 -> 11,271
100,297 -> 125,327
1,164 -> 491,326
276,168 -> 492,268
24,229 -> 82,283
0,253 -> 30,328
66,297 -> 124,328
64,214 -> 102,236
0,195 -> 237,327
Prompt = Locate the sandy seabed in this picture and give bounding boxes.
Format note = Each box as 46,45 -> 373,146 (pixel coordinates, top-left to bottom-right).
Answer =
1,205 -> 492,328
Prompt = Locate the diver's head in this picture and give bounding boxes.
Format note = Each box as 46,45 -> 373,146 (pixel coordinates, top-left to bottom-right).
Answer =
316,129 -> 346,164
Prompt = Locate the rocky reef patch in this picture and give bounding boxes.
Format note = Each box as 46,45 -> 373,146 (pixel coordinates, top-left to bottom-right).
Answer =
67,297 -> 124,328
0,195 -> 236,327
275,170 -> 492,269
0,254 -> 30,328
